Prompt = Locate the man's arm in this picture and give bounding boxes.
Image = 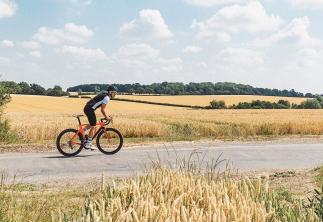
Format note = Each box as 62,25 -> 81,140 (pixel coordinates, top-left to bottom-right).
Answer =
100,104 -> 111,120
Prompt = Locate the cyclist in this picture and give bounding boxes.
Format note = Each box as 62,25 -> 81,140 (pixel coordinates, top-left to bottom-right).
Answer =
83,85 -> 117,149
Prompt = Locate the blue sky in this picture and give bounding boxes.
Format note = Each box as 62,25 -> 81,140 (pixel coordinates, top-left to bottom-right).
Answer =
1,0 -> 323,93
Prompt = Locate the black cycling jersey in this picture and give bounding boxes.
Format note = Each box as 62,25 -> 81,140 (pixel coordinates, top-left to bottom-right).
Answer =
85,92 -> 110,110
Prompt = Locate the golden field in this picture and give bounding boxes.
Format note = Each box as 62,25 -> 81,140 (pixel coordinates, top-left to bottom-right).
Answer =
4,95 -> 323,143
1,167 -> 321,221
118,95 -> 307,106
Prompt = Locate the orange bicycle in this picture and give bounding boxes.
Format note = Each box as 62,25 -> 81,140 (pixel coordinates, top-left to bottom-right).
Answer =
56,115 -> 123,157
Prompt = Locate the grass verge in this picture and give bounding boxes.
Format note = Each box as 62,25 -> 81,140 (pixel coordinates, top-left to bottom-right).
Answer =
1,166 -> 322,221
315,166 -> 323,187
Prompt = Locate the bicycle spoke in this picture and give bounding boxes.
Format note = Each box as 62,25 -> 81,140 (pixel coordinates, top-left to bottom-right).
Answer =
97,128 -> 123,155
56,129 -> 83,156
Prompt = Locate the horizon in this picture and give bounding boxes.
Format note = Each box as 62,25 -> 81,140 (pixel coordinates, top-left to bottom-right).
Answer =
1,0 -> 323,93
1,79 -> 317,95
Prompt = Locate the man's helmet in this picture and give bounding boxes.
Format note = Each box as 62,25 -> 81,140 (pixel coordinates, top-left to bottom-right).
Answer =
107,85 -> 117,92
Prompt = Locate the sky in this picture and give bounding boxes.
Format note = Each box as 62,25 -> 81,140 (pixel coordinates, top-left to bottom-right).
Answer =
1,0 -> 323,93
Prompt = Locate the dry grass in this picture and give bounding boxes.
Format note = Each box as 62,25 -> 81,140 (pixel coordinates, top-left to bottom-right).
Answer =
0,183 -> 91,222
1,167 -> 321,222
118,95 -> 307,106
62,167 -> 320,222
4,95 -> 323,143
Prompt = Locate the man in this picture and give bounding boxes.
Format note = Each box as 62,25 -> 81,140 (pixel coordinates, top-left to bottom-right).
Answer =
83,85 -> 117,149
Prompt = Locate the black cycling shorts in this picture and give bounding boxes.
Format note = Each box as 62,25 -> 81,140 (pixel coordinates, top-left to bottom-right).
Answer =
84,106 -> 96,126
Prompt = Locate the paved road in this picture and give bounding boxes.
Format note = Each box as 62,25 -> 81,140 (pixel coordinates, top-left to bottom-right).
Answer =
0,142 -> 322,183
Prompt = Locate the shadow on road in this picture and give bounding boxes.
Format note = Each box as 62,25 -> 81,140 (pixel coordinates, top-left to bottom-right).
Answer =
45,155 -> 93,159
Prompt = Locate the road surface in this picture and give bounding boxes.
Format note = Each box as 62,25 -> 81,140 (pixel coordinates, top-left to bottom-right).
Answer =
0,142 -> 322,183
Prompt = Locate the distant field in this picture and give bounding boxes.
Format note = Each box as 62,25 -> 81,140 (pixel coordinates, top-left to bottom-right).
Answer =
4,95 -> 323,143
118,95 -> 307,106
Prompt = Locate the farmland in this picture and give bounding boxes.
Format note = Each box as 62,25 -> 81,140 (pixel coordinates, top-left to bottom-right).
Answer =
4,95 -> 323,144
118,94 -> 307,106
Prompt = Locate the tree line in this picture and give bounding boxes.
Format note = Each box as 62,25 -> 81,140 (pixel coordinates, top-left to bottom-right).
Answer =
0,81 -> 317,98
67,82 -> 313,98
0,81 -> 68,97
209,97 -> 323,109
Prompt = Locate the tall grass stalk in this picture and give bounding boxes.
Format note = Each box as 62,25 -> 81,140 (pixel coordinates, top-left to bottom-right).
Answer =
63,167 -> 321,222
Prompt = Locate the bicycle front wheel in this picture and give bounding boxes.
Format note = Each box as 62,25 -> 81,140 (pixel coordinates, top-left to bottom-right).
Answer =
56,128 -> 84,157
96,128 -> 123,155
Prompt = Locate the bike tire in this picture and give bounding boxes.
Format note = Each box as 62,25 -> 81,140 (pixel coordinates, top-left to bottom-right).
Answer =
96,128 -> 123,155
56,128 -> 84,157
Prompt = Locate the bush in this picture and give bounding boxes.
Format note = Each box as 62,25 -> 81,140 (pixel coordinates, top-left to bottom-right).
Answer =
297,99 -> 322,109
209,100 -> 226,109
235,102 -> 252,109
0,85 -> 16,143
0,117 -> 17,143
68,95 -> 79,98
232,100 -> 291,109
277,100 -> 291,109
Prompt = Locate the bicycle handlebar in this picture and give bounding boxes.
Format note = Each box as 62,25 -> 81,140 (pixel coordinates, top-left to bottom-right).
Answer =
100,117 -> 113,125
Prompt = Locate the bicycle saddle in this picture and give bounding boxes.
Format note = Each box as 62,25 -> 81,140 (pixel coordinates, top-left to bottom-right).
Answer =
73,115 -> 84,118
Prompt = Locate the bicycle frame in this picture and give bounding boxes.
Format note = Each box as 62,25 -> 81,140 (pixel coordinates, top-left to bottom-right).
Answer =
69,116 -> 110,146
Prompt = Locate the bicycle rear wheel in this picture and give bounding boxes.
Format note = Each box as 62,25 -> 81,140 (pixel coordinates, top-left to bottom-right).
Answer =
96,128 -> 123,155
56,128 -> 84,157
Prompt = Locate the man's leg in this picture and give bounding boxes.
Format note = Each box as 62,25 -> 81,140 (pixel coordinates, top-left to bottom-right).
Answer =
88,126 -> 95,138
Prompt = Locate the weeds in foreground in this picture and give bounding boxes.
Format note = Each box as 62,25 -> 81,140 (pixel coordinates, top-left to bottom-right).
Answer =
315,166 -> 323,187
1,160 -> 322,221
53,167 -> 320,222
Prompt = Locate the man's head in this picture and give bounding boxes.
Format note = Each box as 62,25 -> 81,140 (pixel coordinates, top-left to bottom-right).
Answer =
107,85 -> 117,98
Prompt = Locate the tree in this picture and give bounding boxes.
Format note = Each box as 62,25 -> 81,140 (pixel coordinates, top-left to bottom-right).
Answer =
277,100 -> 291,108
209,100 -> 226,109
0,84 -> 15,142
299,99 -> 322,109
18,82 -> 34,94
46,85 -> 66,97
0,81 -> 20,94
30,83 -> 46,95
0,84 -> 11,107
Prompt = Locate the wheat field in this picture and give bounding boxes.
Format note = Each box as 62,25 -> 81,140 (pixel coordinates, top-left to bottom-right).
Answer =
4,95 -> 323,143
118,95 -> 307,106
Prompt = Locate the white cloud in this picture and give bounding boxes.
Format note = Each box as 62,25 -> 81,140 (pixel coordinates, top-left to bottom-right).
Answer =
113,43 -> 182,72
120,9 -> 173,40
62,45 -> 107,59
117,43 -> 160,58
185,0 -> 247,7
289,0 -> 323,9
1,39 -> 14,47
197,62 -> 208,68
33,23 -> 93,45
217,47 -> 264,66
0,0 -> 16,18
21,41 -> 41,49
29,51 -> 41,58
192,1 -> 282,39
256,17 -> 322,47
0,56 -> 10,63
293,48 -> 321,68
183,46 -> 203,53
69,0 -> 92,5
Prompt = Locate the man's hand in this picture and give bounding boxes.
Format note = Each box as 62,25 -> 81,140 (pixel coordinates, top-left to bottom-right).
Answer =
105,115 -> 113,123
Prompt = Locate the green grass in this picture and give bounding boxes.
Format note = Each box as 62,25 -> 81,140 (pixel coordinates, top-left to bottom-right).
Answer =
0,183 -> 95,222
